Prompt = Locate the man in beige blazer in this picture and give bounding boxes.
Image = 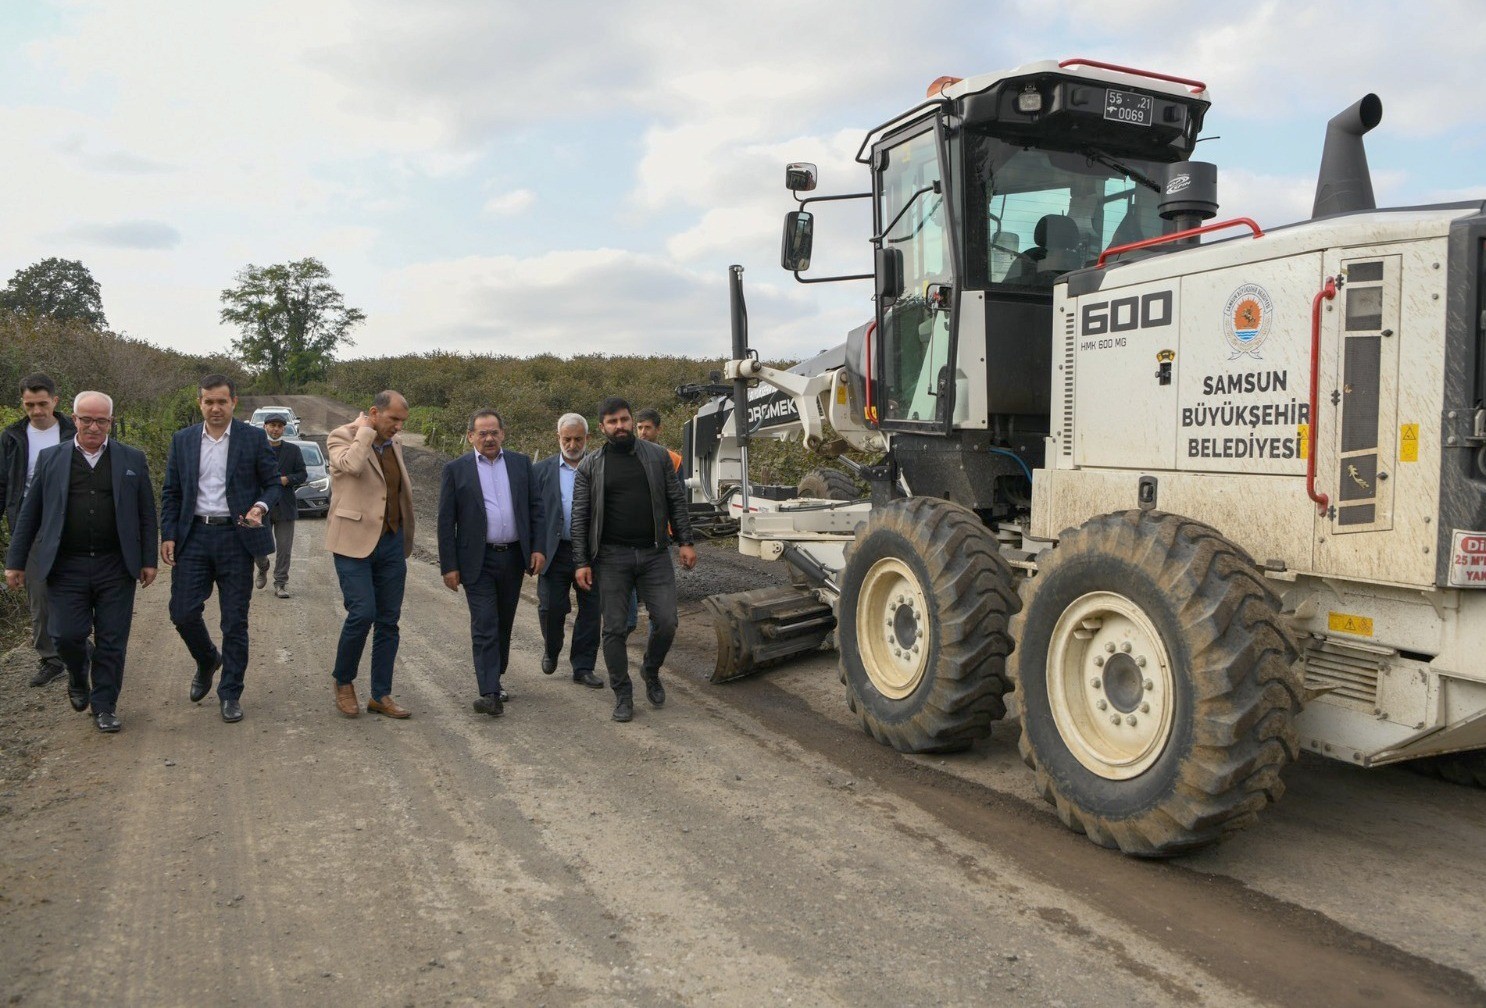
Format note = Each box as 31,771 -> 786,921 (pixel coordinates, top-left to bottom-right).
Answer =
326,390 -> 415,719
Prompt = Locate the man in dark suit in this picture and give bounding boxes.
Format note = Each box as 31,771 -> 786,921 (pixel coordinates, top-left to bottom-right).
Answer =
4,391 -> 158,733
532,412 -> 602,689
437,409 -> 545,717
160,374 -> 280,723
253,414 -> 306,599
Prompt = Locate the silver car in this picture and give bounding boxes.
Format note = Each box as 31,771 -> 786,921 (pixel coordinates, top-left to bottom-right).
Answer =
289,439 -> 329,517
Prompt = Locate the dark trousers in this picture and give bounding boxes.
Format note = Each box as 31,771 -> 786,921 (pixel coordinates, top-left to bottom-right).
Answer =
169,524 -> 253,702
26,552 -> 59,662
48,552 -> 136,714
537,539 -> 600,678
332,527 -> 406,700
595,544 -> 678,698
463,543 -> 524,696
255,516 -> 295,586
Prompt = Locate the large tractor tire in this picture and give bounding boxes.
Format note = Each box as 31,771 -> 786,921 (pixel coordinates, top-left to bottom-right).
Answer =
837,498 -> 1020,753
1403,750 -> 1486,787
1009,511 -> 1302,857
797,467 -> 861,501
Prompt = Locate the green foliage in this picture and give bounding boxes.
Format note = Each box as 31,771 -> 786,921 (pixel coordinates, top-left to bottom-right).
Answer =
220,258 -> 365,393
0,257 -> 107,328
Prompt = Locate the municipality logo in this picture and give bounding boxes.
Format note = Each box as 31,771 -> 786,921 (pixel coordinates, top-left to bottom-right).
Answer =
1223,283 -> 1273,359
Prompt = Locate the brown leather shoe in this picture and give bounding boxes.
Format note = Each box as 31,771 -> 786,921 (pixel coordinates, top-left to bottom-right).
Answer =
335,682 -> 360,718
367,695 -> 411,719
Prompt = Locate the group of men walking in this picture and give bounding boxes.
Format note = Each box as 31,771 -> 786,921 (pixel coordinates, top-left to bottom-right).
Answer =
2,372 -> 698,732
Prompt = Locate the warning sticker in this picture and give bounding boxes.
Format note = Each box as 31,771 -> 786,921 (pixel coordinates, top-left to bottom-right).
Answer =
1448,530 -> 1486,587
1327,611 -> 1374,636
1297,423 -> 1310,460
1400,423 -> 1419,462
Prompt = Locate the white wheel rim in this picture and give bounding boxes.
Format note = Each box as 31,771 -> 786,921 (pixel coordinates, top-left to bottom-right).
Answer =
855,557 -> 930,700
1046,591 -> 1176,780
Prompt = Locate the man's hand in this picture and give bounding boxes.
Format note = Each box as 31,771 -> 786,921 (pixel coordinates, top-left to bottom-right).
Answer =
442,571 -> 461,592
280,475 -> 289,485
575,565 -> 593,590
4,569 -> 23,591
139,567 -> 157,588
678,545 -> 699,570
243,504 -> 267,527
161,540 -> 176,566
528,551 -> 545,576
353,411 -> 374,430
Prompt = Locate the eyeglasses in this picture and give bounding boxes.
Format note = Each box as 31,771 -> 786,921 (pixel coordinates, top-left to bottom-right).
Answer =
473,431 -> 502,439
75,417 -> 113,428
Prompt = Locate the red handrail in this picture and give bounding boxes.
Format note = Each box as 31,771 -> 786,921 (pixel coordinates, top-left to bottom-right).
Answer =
863,320 -> 878,426
1307,277 -> 1338,515
1059,58 -> 1207,94
1096,217 -> 1264,269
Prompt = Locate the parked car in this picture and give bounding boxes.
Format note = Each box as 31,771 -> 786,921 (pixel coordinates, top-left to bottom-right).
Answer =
249,406 -> 301,439
290,439 -> 329,517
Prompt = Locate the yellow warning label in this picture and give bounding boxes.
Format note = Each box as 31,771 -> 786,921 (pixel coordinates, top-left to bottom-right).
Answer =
836,384 -> 848,405
1328,612 -> 1374,637
1297,424 -> 1310,460
1400,423 -> 1419,462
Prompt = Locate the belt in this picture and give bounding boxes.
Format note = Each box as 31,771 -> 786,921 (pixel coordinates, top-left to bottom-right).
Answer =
485,541 -> 518,551
195,515 -> 233,526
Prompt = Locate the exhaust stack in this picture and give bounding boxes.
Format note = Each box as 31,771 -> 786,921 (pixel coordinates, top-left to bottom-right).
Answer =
1312,94 -> 1383,219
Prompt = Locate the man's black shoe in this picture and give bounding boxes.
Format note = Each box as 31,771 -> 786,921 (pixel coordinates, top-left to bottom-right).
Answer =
472,693 -> 504,716
190,652 -> 223,703
574,672 -> 604,689
541,655 -> 556,675
29,658 -> 66,688
499,689 -> 511,703
645,679 -> 665,708
612,697 -> 634,722
94,711 -> 121,733
67,670 -> 90,712
220,698 -> 244,723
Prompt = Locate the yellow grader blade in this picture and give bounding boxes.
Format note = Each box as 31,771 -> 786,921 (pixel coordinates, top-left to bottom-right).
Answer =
704,585 -> 837,683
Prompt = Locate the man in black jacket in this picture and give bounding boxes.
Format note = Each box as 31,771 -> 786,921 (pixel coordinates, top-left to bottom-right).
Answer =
0,373 -> 77,687
4,391 -> 158,732
254,414 -> 307,598
573,397 -> 697,723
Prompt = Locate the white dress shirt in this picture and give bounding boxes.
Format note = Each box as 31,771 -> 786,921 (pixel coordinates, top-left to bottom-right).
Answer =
196,426 -> 231,517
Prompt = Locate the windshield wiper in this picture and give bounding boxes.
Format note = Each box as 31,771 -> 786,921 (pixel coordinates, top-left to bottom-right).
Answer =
1082,148 -> 1161,193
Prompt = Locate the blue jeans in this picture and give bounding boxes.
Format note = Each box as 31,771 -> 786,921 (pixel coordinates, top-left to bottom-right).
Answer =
332,527 -> 406,700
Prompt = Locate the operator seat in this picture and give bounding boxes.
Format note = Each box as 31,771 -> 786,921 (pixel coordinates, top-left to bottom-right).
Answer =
1007,214 -> 1082,286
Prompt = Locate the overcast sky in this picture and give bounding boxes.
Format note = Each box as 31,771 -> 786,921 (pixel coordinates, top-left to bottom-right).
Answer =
2,0 -> 1482,365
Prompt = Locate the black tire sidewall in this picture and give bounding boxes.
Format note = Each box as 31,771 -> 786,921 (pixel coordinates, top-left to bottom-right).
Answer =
1018,550 -> 1197,819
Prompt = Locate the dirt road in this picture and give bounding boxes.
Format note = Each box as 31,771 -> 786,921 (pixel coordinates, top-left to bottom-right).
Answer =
1,397 -> 1483,1006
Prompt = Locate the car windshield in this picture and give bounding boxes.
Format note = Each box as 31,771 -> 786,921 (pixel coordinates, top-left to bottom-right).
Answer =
298,444 -> 323,466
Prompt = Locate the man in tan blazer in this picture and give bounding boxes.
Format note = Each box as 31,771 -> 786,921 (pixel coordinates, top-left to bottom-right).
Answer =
326,390 -> 415,719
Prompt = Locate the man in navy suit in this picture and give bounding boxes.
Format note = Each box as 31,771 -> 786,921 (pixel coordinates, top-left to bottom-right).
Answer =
4,391 -> 158,733
160,374 -> 280,723
531,412 -> 602,689
437,409 -> 545,717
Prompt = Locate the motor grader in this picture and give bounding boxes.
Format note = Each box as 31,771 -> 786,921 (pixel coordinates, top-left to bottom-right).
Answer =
693,58 -> 1486,856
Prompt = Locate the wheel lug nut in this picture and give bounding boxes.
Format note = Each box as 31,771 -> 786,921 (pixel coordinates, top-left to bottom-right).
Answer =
1119,641 -> 1132,653
1140,702 -> 1150,713
1126,715 -> 1138,726
1090,678 -> 1102,689
1096,700 -> 1107,711
1110,714 -> 1122,725
1143,679 -> 1154,691
1104,642 -> 1116,653
1092,656 -> 1105,667
1135,656 -> 1146,667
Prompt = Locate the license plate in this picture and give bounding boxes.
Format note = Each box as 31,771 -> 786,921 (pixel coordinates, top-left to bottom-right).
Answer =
1103,89 -> 1153,127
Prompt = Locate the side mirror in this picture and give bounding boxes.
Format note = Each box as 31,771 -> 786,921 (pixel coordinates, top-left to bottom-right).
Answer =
875,246 -> 904,302
785,162 -> 817,192
781,210 -> 814,272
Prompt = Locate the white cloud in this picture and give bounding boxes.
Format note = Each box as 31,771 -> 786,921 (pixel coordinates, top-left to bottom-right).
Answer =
483,189 -> 536,216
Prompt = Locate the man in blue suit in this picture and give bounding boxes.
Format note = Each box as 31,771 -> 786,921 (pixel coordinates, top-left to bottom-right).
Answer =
437,409 -> 545,717
531,412 -> 603,689
160,375 -> 280,723
4,391 -> 158,733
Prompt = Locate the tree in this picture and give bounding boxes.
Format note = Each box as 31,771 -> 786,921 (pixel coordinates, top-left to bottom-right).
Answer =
0,257 -> 108,328
219,258 -> 365,391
